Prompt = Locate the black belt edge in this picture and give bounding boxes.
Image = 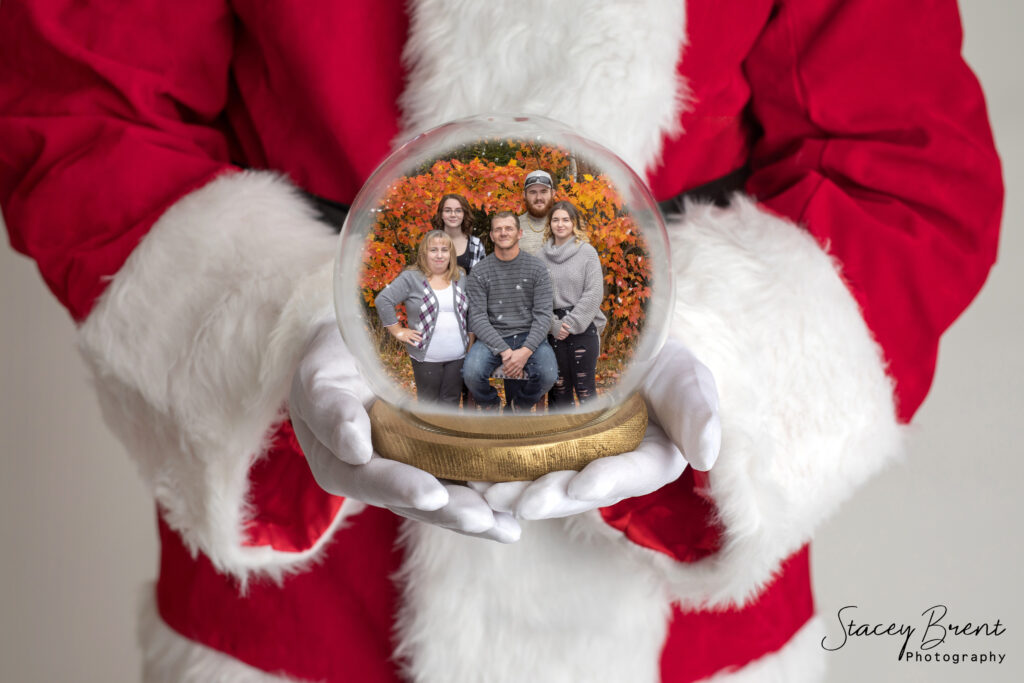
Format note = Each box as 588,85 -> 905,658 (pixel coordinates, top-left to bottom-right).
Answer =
303,165 -> 749,232
656,165 -> 749,217
303,190 -> 350,233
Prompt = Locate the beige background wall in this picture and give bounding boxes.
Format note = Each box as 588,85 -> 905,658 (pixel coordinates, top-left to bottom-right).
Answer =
1,2 -> 1021,680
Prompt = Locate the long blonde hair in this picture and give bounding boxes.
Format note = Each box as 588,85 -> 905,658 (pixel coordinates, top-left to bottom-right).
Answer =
543,201 -> 588,245
413,230 -> 461,281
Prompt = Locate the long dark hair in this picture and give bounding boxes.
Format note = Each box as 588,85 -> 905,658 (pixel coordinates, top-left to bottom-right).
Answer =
430,193 -> 474,237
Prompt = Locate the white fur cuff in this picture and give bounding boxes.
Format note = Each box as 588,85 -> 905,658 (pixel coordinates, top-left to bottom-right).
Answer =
608,197 -> 903,608
78,171 -> 358,583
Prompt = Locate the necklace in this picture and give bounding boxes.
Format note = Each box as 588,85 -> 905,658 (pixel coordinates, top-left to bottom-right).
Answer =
525,213 -> 545,233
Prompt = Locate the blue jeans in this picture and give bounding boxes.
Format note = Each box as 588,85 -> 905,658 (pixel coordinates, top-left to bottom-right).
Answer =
462,335 -> 557,410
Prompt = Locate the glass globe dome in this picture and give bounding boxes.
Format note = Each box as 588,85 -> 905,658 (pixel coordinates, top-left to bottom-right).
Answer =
334,114 -> 672,424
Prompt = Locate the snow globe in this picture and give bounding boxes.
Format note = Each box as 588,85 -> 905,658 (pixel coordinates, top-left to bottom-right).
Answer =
335,115 -> 672,481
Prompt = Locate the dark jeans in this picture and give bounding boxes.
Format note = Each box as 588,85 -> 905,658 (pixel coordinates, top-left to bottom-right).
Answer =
462,334 -> 557,410
410,357 -> 464,406
503,377 -> 525,407
548,323 -> 600,409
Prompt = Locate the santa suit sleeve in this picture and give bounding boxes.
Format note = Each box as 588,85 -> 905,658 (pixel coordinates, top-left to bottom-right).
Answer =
0,0 -> 360,585
598,0 -> 1003,607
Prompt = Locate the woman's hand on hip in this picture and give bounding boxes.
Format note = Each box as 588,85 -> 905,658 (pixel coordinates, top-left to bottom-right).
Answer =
387,325 -> 422,345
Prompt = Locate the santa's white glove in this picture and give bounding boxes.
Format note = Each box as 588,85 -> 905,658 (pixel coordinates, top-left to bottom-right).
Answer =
480,338 -> 720,520
290,321 -> 522,543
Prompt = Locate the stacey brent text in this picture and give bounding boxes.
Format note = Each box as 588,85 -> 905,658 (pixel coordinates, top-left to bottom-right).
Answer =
821,604 -> 1005,660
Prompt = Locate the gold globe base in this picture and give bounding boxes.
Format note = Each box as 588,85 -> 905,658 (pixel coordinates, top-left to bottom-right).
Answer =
370,393 -> 648,482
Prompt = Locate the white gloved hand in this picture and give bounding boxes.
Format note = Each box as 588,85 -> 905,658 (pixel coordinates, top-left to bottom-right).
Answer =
479,338 -> 720,520
290,321 -> 521,543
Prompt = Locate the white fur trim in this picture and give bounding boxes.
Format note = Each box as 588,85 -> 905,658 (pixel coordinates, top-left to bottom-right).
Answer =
399,0 -> 688,175
699,616 -> 826,683
136,565 -> 823,683
594,197 -> 904,608
395,518 -> 669,683
138,588 -> 307,682
78,171 -> 364,585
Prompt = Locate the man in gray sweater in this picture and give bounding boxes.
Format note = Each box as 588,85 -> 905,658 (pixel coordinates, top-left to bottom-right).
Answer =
462,211 -> 558,411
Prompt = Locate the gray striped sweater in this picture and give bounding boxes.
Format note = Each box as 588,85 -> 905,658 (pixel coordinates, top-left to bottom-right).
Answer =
466,251 -> 553,353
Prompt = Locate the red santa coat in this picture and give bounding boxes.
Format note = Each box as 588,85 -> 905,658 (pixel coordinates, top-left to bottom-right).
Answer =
0,0 -> 1002,681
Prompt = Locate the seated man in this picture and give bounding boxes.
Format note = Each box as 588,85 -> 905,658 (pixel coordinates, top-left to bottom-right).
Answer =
463,211 -> 557,411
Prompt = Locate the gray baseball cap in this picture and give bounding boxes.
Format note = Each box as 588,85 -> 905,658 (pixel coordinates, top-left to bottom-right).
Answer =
523,169 -> 553,189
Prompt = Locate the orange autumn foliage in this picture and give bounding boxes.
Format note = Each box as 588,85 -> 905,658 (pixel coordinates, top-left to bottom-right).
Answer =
361,143 -> 651,356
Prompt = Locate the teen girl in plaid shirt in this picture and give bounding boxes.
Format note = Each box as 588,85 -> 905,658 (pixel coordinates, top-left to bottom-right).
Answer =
431,194 -> 487,274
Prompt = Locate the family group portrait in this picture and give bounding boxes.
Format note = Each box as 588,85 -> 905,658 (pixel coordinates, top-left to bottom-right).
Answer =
359,140 -> 652,413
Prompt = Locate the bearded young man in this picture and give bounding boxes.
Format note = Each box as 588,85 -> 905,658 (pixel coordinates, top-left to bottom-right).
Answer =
0,1 -> 1002,681
517,169 -> 556,255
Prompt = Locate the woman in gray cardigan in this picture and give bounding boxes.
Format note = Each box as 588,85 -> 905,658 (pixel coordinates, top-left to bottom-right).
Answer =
538,201 -> 607,409
374,230 -> 470,406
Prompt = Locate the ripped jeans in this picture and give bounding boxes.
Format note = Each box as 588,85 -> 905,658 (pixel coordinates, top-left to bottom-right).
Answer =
547,322 -> 600,409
